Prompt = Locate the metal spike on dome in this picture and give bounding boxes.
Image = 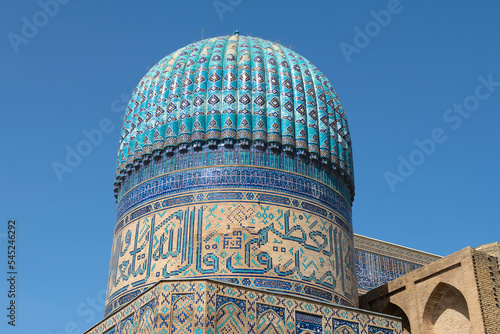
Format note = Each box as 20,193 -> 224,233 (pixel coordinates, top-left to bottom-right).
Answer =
235,29 -> 239,36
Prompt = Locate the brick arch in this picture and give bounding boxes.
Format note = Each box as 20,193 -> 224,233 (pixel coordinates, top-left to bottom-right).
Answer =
119,314 -> 134,334
382,303 -> 411,334
170,296 -> 194,333
334,325 -> 356,334
257,310 -> 286,334
216,302 -> 246,333
136,307 -> 154,334
423,282 -> 471,334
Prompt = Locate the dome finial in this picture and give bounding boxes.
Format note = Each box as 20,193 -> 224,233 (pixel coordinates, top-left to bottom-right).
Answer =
235,29 -> 239,36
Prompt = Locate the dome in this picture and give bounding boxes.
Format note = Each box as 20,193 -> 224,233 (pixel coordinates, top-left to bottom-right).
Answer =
114,34 -> 354,200
106,34 -> 358,316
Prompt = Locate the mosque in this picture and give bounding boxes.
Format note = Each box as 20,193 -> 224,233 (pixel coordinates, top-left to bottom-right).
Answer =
84,33 -> 500,334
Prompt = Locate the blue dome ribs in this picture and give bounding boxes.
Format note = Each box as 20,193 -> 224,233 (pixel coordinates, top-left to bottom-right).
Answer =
140,60 -> 171,163
236,36 -> 252,145
262,39 -> 281,150
309,67 -> 330,166
152,52 -> 179,158
297,57 -> 320,160
177,44 -> 202,152
284,50 -> 307,156
192,38 -> 215,150
114,35 -> 355,199
274,44 -> 294,151
250,38 -> 267,148
165,48 -> 191,153
205,36 -> 226,147
221,36 -> 238,146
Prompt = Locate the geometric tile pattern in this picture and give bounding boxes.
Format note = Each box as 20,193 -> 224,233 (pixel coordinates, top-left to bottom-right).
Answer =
116,170 -> 353,233
256,303 -> 285,322
354,235 -> 441,294
216,296 -> 246,316
115,35 -> 354,194
171,294 -> 194,333
333,319 -> 358,334
119,314 -> 134,334
296,311 -> 322,334
354,235 -> 441,265
368,326 -> 393,334
356,249 -> 424,293
115,145 -> 354,206
106,164 -> 358,316
136,305 -> 154,334
86,279 -> 402,334
334,326 -> 357,334
216,302 -> 246,333
257,307 -> 286,334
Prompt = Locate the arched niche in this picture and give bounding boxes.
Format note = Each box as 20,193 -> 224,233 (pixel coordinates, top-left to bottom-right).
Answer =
170,295 -> 194,333
423,282 -> 470,334
382,303 -> 411,334
136,307 -> 154,334
257,310 -> 286,334
216,302 -> 246,333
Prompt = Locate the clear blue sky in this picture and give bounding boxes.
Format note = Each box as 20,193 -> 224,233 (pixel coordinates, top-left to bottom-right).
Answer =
1,1 -> 499,333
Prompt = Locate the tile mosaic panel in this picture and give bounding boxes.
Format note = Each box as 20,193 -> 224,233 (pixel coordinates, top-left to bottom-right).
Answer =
355,249 -> 423,293
216,301 -> 246,333
86,279 -> 402,334
332,319 -> 358,334
106,190 -> 356,315
116,147 -> 352,205
296,311 -> 322,334
171,294 -> 194,333
115,35 -> 354,194
257,308 -> 286,334
354,235 -> 441,294
368,326 -> 393,334
116,165 -> 352,222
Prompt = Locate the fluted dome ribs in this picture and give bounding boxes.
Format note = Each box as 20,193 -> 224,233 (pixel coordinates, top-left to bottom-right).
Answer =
115,35 -> 354,194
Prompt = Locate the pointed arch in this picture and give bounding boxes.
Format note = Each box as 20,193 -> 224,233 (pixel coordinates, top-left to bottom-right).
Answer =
216,302 -> 246,333
119,321 -> 134,334
136,307 -> 154,334
423,282 -> 471,334
119,314 -> 134,334
334,325 -> 356,334
382,303 -> 411,334
170,295 -> 194,333
257,309 -> 286,334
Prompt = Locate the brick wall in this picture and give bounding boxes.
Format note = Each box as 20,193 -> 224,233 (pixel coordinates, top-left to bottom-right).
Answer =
472,249 -> 500,333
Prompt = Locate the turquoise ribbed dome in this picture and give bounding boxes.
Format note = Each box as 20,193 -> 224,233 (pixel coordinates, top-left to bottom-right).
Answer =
106,35 -> 358,313
115,34 -> 354,198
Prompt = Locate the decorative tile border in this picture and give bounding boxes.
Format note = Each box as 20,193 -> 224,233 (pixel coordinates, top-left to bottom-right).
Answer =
86,279 -> 402,334
116,165 -> 352,222
354,235 -> 441,294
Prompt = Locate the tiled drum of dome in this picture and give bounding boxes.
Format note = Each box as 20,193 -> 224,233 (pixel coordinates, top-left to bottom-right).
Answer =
106,188 -> 357,315
107,34 -> 357,316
